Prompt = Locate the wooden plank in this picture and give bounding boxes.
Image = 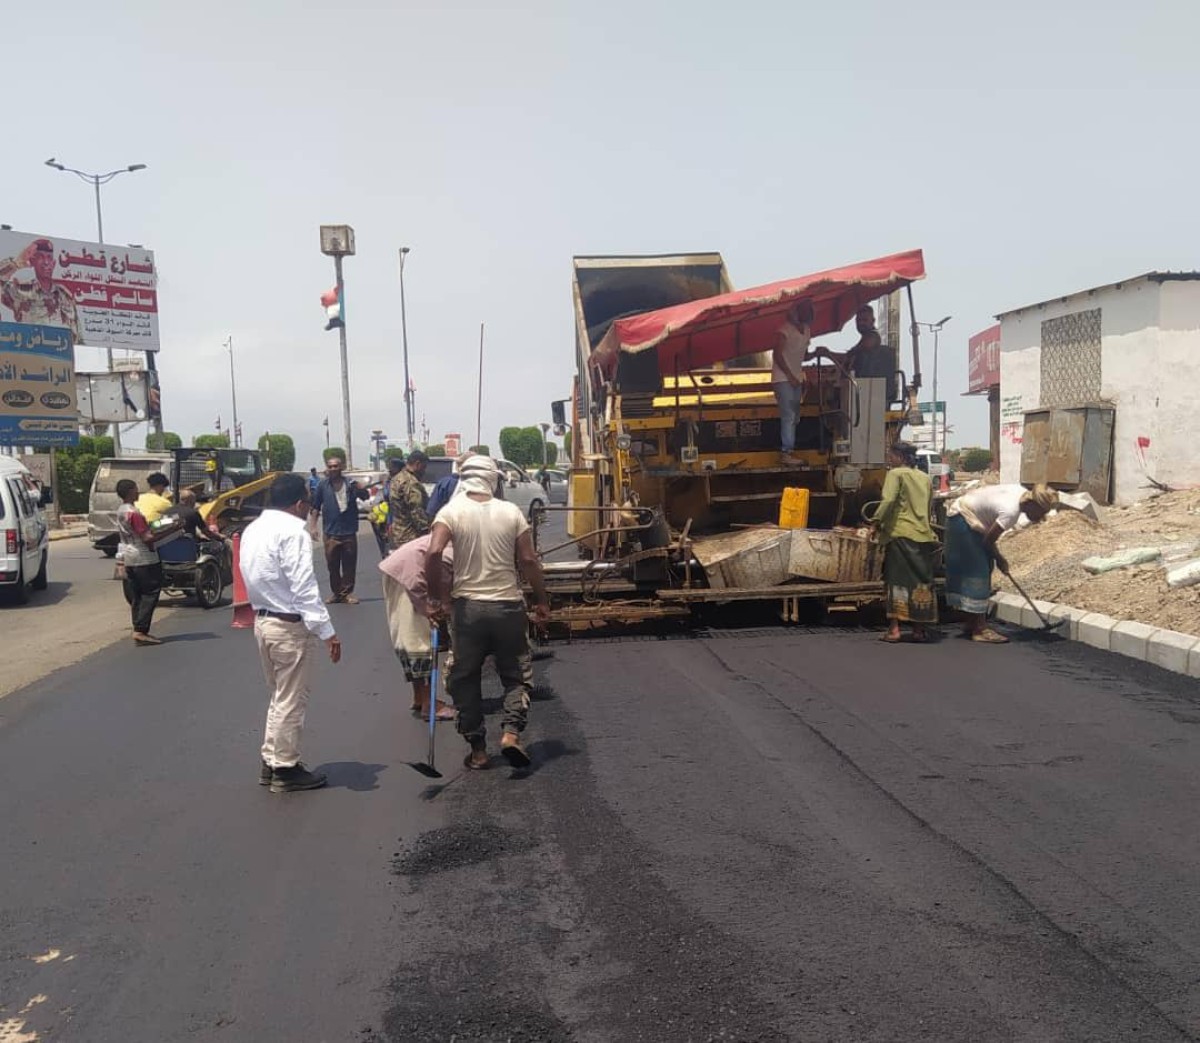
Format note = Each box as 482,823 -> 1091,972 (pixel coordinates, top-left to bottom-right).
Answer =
657,581 -> 886,603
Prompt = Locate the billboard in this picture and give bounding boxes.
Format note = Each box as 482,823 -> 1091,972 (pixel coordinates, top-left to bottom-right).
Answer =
0,322 -> 78,447
968,324 -> 1001,393
0,229 -> 159,353
77,370 -> 161,424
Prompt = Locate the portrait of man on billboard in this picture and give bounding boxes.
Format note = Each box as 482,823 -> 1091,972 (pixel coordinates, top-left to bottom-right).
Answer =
0,238 -> 82,344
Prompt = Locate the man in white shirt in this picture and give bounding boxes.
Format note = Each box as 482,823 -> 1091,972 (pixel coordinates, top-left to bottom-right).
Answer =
426,456 -> 550,770
772,300 -> 820,465
240,473 -> 343,792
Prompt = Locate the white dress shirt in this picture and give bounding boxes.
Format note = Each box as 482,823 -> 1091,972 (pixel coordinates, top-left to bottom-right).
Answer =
239,508 -> 335,640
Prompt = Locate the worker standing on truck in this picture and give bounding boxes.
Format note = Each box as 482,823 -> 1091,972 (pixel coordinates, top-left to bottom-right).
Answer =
425,455 -> 550,771
772,301 -> 815,466
808,305 -> 897,401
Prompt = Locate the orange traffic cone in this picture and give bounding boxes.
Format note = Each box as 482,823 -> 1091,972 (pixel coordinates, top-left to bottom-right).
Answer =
230,531 -> 255,629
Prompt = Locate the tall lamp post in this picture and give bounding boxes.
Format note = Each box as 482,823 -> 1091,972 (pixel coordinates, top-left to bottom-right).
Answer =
398,247 -> 415,447
319,225 -> 356,468
225,336 -> 240,447
916,316 -> 951,452
45,157 -> 147,456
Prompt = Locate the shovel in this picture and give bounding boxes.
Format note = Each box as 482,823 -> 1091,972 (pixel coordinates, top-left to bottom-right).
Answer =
998,564 -> 1065,633
410,626 -> 444,779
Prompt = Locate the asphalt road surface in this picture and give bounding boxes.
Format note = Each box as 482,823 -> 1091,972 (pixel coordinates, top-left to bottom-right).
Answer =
3,530 -> 1200,1042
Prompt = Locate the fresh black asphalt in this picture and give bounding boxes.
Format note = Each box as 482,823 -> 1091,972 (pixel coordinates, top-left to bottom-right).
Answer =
3,535 -> 1199,1041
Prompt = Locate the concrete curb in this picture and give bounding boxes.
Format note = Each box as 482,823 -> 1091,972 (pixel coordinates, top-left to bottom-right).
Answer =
49,527 -> 87,542
990,592 -> 1200,679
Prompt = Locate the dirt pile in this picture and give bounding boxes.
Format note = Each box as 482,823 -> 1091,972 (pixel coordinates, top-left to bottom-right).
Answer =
996,488 -> 1200,637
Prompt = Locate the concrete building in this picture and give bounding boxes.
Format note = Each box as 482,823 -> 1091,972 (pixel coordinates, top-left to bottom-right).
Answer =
996,272 -> 1200,505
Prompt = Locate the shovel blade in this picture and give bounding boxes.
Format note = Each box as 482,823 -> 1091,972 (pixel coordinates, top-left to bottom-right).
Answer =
410,762 -> 443,779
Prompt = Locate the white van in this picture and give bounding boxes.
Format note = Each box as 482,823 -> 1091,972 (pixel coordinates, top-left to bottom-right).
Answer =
0,456 -> 50,603
915,449 -> 950,484
87,455 -> 173,557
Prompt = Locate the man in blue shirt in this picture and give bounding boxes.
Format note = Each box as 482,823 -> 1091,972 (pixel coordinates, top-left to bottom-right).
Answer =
309,456 -> 370,604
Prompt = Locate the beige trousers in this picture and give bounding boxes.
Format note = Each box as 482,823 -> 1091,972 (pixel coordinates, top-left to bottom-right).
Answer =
255,617 -> 315,768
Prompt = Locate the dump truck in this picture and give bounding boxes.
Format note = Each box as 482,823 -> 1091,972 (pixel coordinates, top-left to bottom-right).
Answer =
538,249 -> 930,630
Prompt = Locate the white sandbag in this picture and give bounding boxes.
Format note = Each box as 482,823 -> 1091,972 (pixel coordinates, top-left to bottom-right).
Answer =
1166,558 -> 1200,589
1081,547 -> 1161,574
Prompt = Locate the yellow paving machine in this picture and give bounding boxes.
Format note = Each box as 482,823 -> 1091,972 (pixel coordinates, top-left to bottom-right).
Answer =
539,249 -> 930,630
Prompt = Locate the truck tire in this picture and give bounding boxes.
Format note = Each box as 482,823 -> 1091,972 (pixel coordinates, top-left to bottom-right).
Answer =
31,551 -> 48,591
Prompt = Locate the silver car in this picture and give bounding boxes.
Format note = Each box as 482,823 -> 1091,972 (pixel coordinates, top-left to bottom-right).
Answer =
496,460 -> 550,520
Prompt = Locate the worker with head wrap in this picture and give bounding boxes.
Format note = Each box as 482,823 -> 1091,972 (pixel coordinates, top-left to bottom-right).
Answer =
945,482 -> 1058,643
425,456 -> 550,770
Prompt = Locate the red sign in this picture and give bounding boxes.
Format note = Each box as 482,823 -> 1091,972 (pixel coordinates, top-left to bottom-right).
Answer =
968,324 -> 1001,393
444,433 -> 462,456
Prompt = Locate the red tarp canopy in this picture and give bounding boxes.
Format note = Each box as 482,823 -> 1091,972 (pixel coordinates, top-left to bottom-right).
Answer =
594,248 -> 925,376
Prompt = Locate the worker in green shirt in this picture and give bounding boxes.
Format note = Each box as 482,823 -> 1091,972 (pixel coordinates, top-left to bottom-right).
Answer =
869,441 -> 939,643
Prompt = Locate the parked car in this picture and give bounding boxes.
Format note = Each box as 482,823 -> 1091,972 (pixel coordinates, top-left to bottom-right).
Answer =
535,468 -> 569,506
915,450 -> 951,485
343,470 -> 388,515
496,459 -> 549,520
87,455 -> 173,557
0,456 -> 51,603
421,456 -> 456,498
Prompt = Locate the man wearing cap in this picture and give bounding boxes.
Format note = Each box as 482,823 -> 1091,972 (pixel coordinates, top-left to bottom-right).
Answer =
387,450 -> 431,551
0,238 -> 82,342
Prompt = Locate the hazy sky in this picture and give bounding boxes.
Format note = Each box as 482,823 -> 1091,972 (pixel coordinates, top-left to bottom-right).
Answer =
4,0 -> 1197,468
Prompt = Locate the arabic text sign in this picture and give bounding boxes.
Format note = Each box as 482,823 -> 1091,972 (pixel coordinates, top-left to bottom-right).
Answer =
0,322 -> 78,447
0,229 -> 160,353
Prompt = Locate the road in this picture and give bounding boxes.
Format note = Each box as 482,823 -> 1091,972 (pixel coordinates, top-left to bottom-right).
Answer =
3,528 -> 1200,1041
0,538 -> 188,698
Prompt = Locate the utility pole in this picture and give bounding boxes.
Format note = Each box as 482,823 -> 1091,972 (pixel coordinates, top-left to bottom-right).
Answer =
398,247 -> 414,446
45,158 -> 147,456
320,225 -> 356,467
476,322 -> 485,450
225,336 -> 240,447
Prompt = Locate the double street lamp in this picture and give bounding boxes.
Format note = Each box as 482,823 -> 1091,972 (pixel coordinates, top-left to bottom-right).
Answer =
44,158 -> 147,245
44,157 -> 148,456
915,315 -> 952,453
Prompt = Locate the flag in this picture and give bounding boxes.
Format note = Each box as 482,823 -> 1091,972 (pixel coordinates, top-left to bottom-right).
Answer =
321,286 -> 343,330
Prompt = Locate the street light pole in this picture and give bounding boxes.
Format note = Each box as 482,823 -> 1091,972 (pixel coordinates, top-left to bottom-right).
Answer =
398,247 -> 414,447
334,254 -> 353,466
225,336 -> 240,448
917,316 -> 952,453
45,158 -> 147,456
320,225 -> 357,468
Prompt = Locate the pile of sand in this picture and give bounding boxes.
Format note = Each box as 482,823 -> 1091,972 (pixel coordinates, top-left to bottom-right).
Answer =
995,488 -> 1200,636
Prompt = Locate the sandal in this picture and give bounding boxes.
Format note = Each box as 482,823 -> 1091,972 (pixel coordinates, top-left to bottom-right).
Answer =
971,628 -> 1009,644
879,633 -> 902,644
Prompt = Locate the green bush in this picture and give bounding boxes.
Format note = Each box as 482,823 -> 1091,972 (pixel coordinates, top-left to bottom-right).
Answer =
146,431 -> 183,451
323,446 -> 347,464
958,447 -> 993,473
194,433 -> 231,449
258,433 -> 296,471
